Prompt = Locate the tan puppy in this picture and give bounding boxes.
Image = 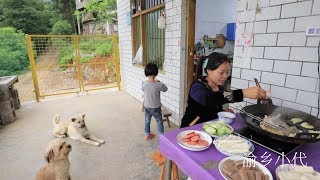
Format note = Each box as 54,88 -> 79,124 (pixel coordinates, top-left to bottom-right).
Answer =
35,139 -> 72,180
52,114 -> 105,146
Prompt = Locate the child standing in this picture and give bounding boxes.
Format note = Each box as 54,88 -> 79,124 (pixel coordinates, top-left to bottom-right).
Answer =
142,63 -> 168,140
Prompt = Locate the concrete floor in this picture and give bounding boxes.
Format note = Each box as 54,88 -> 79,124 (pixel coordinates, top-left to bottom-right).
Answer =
0,89 -> 185,180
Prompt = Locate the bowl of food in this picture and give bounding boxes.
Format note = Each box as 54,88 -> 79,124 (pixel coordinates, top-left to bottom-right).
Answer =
213,134 -> 255,157
276,164 -> 320,180
218,112 -> 236,124
202,120 -> 234,138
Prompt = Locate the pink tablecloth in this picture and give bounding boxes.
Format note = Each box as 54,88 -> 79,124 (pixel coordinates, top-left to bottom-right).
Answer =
159,114 -> 320,180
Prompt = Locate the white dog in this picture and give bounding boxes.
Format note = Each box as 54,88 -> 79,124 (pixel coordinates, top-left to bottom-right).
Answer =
52,114 -> 105,146
35,139 -> 72,180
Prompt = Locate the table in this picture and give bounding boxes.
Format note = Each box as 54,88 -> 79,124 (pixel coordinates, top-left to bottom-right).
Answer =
159,114 -> 320,180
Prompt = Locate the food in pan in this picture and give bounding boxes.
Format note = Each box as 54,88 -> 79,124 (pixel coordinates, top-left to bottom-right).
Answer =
301,122 -> 314,129
221,159 -> 270,180
309,130 -> 320,133
260,114 -> 299,137
291,117 -> 303,124
276,164 -> 320,180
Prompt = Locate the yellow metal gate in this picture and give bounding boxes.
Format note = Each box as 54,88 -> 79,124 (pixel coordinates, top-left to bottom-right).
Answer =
25,35 -> 120,101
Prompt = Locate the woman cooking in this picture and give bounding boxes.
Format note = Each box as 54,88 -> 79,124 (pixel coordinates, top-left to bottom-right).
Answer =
180,52 -> 267,128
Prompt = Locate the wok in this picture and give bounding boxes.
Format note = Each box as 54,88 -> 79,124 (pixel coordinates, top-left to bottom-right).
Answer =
240,101 -> 320,144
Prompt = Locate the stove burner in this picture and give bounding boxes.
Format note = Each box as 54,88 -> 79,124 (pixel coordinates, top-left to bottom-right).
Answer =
236,127 -> 302,156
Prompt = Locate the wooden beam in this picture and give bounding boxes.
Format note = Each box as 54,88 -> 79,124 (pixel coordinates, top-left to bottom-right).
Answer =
140,14 -> 147,65
185,0 -> 196,107
132,3 -> 165,18
132,18 -> 137,57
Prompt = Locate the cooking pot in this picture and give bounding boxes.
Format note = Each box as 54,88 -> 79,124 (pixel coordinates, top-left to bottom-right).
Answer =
240,100 -> 320,144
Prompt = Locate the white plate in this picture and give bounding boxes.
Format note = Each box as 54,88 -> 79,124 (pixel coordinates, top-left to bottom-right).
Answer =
176,130 -> 212,151
202,121 -> 234,138
275,164 -> 320,180
219,156 -> 273,180
213,135 -> 255,157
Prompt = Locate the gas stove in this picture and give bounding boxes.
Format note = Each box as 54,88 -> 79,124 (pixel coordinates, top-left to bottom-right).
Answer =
235,127 -> 302,156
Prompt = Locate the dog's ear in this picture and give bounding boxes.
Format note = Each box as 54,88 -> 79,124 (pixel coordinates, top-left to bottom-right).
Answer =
71,118 -> 76,122
45,149 -> 54,163
82,114 -> 86,118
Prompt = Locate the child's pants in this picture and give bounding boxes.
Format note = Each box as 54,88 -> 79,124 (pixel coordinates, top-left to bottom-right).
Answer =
144,107 -> 164,135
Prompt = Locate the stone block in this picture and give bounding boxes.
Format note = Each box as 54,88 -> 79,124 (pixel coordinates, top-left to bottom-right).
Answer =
0,99 -> 16,125
0,109 -> 16,125
0,85 -> 11,101
10,88 -> 20,109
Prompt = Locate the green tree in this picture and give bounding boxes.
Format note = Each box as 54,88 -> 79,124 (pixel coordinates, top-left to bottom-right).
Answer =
0,27 -> 29,76
0,0 -> 52,34
49,0 -> 77,34
50,20 -> 73,35
84,0 -> 117,24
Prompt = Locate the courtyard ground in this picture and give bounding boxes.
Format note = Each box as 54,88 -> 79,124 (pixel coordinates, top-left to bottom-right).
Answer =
0,89 -> 186,180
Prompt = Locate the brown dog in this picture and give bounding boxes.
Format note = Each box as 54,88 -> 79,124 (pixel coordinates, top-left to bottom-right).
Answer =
35,139 -> 72,180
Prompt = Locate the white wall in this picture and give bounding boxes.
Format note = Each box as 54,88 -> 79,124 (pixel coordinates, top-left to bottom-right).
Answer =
117,0 -> 187,124
195,0 -> 237,55
231,0 -> 320,117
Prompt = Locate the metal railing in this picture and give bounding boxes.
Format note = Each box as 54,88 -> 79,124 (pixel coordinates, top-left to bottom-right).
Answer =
25,34 -> 120,101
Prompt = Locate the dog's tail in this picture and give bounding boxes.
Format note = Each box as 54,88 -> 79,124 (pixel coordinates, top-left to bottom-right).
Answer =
52,114 -> 60,126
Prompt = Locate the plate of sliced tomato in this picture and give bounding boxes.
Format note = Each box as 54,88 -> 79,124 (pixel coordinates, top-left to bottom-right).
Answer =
176,130 -> 212,151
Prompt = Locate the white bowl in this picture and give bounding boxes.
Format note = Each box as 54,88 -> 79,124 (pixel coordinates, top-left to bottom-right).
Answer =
217,112 -> 236,124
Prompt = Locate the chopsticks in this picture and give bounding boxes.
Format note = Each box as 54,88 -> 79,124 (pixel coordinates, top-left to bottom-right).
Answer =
254,78 -> 269,104
254,78 -> 261,88
233,106 -> 285,130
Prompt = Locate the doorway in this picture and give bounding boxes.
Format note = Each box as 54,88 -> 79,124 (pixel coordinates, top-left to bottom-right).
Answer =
185,0 -> 237,99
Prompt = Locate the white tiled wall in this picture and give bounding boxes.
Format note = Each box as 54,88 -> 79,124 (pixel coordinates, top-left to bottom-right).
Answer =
117,0 -> 186,124
232,0 -> 320,117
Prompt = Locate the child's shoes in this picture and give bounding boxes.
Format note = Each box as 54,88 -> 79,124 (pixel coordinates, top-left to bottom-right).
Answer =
144,133 -> 155,140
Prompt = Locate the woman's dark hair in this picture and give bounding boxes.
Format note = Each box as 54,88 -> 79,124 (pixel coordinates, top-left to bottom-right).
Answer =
195,52 -> 230,80
144,63 -> 158,76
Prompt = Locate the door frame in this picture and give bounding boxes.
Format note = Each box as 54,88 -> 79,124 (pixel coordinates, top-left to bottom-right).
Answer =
184,0 -> 196,108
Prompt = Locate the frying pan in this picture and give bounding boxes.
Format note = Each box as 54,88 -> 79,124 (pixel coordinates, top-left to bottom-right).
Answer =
240,100 -> 320,144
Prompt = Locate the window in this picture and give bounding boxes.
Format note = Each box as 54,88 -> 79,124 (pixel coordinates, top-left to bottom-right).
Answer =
131,0 -> 165,70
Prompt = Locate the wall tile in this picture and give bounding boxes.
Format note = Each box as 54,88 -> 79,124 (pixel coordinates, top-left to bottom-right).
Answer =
281,1 -> 312,18
286,75 -> 317,91
296,90 -> 318,107
265,47 -> 290,60
241,69 -> 261,81
290,47 -> 319,62
251,58 -> 274,71
301,62 -> 319,78
261,72 -> 286,86
277,32 -> 306,46
282,100 -> 311,113
271,85 -> 297,101
273,60 -> 302,75
267,18 -> 295,33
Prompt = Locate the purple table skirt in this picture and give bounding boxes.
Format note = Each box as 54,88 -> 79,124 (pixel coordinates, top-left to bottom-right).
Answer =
159,114 -> 320,180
